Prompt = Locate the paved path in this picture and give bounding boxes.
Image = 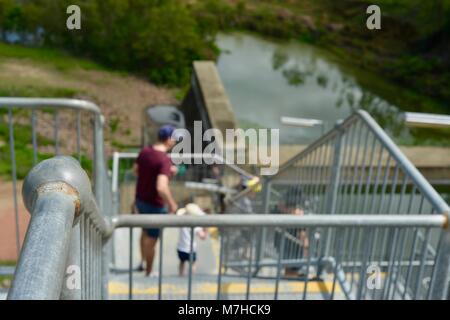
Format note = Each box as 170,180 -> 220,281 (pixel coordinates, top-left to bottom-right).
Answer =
110,225 -> 343,300
112,226 -> 217,275
0,179 -> 29,261
108,273 -> 339,300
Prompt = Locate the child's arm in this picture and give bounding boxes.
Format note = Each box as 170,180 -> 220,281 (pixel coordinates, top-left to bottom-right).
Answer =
196,228 -> 208,240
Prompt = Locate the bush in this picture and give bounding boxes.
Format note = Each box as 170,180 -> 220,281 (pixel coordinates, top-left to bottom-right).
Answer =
0,0 -> 217,86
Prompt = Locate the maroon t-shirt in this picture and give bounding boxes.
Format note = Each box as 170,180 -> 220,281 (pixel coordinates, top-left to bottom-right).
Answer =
135,146 -> 172,207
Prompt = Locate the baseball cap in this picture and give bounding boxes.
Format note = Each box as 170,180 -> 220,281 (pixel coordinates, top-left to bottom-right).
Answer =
158,125 -> 176,141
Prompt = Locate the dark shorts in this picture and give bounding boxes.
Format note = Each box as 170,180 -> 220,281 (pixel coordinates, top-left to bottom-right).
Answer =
177,250 -> 197,262
135,199 -> 167,239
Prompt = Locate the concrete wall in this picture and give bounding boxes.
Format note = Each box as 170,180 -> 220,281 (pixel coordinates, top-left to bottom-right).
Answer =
180,61 -> 236,140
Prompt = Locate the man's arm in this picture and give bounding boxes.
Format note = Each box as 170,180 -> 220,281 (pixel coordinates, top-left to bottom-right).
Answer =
156,174 -> 177,213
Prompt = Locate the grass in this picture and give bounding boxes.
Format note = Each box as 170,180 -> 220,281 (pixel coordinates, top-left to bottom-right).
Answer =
111,139 -> 140,150
0,260 -> 15,288
0,45 -> 87,99
0,120 -> 95,180
0,42 -> 140,179
0,42 -> 105,72
408,127 -> 450,147
192,0 -> 450,107
0,121 -> 54,179
0,110 -> 94,180
0,45 -> 91,180
0,83 -> 84,180
0,84 -> 81,99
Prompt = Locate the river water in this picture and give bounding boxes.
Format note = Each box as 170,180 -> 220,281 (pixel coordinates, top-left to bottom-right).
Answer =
215,32 -> 443,145
216,32 -> 449,200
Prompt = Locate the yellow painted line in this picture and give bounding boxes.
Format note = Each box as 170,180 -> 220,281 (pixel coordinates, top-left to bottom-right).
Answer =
208,227 -> 219,240
209,231 -> 221,273
108,280 -> 341,296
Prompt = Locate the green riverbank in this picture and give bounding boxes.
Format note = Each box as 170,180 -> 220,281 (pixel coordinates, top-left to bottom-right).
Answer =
190,0 -> 450,110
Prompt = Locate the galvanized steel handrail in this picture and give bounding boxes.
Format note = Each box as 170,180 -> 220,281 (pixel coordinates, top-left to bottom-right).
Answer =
112,214 -> 447,229
356,110 -> 450,215
4,98 -> 450,300
111,213 -> 449,300
227,109 -> 450,214
223,109 -> 450,300
7,156 -> 110,300
2,98 -> 112,300
112,152 -> 254,193
0,97 -> 108,242
0,97 -> 102,114
405,112 -> 450,128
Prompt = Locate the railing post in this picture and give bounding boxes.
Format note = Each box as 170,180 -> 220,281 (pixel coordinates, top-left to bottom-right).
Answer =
8,190 -> 77,300
93,114 -> 111,299
112,152 -> 121,217
320,125 -> 344,274
253,177 -> 271,276
94,114 -> 105,214
8,157 -> 92,300
429,215 -> 450,300
325,124 -> 344,216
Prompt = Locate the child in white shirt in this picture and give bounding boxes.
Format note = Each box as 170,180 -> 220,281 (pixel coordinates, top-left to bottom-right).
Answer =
176,204 -> 207,276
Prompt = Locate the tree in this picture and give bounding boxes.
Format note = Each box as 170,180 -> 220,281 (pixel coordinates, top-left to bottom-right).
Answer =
0,0 -> 217,86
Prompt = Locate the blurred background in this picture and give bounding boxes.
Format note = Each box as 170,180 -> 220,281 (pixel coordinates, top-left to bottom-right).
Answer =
0,0 -> 449,284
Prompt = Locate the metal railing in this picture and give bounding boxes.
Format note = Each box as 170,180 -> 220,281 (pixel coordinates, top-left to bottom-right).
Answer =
227,110 -> 449,216
7,152 -> 449,300
3,99 -> 450,300
7,156 -> 110,299
224,110 -> 450,299
112,213 -> 447,300
109,152 -> 256,271
1,98 -> 112,299
0,97 -> 111,255
111,152 -> 255,216
404,112 -> 450,128
8,155 -> 450,300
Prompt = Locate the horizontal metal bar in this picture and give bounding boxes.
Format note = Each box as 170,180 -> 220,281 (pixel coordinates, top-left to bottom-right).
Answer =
184,181 -> 236,194
0,266 -> 15,276
112,152 -> 139,160
112,214 -> 446,229
0,97 -> 101,114
280,116 -> 324,127
405,112 -> 450,128
225,258 -> 435,269
111,151 -> 255,194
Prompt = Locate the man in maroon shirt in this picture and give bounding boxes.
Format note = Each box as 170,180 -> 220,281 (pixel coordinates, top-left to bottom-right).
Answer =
134,125 -> 178,276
